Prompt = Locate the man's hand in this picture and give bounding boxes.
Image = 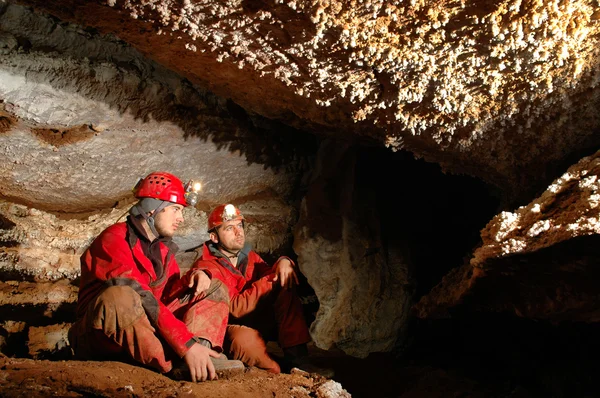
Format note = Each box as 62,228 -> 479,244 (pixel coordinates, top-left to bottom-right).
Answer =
272,257 -> 299,289
188,270 -> 211,296
183,342 -> 221,382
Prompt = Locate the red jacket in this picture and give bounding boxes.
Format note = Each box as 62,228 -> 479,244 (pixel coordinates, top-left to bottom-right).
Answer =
192,242 -> 280,318
77,219 -> 194,357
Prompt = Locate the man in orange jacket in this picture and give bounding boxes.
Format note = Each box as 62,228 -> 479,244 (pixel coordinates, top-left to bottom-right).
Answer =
68,172 -> 243,382
191,204 -> 333,377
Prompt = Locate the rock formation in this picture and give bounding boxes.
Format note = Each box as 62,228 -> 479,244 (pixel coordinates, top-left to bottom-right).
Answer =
1,3 -> 600,394
415,150 -> 600,322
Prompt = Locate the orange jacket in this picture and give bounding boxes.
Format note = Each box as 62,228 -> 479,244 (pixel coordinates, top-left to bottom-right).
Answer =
192,241 -> 280,318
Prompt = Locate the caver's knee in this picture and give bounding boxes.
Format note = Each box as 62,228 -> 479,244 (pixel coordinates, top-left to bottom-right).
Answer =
96,285 -> 142,310
71,285 -> 146,356
206,278 -> 230,304
274,284 -> 299,300
228,324 -> 263,347
92,285 -> 145,331
227,325 -> 280,373
97,285 -> 136,303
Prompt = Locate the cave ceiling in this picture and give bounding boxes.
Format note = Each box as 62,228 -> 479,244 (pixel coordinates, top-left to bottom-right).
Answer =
5,0 -> 600,202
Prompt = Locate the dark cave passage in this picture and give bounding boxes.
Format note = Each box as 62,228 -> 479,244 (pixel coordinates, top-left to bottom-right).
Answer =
292,145 -> 600,398
322,314 -> 600,398
354,146 -> 501,300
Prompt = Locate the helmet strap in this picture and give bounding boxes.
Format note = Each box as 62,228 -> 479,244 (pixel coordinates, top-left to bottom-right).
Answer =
134,200 -> 171,239
214,230 -> 241,259
218,244 -> 240,259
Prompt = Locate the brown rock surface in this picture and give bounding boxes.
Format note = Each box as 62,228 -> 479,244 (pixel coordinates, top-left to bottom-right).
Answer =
415,149 -> 600,321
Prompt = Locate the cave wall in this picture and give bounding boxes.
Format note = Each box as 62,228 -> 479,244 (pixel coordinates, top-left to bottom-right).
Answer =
0,2 -> 308,214
293,141 -> 414,358
2,0 -> 600,364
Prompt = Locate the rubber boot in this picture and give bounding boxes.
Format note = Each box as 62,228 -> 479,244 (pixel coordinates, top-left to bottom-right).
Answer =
283,343 -> 335,378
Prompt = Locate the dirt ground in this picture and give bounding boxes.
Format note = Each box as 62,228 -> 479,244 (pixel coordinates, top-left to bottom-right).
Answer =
0,356 -> 493,398
0,341 -> 490,398
0,355 -> 347,398
4,316 -> 599,397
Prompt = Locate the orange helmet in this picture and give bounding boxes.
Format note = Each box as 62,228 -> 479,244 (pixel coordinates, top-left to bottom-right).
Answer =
133,172 -> 188,206
208,204 -> 245,231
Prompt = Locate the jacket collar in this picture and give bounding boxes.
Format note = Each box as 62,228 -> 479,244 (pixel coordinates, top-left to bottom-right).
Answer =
127,215 -> 178,251
203,240 -> 252,276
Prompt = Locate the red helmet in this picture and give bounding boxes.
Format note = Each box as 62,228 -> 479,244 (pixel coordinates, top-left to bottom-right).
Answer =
208,204 -> 245,231
133,172 -> 188,206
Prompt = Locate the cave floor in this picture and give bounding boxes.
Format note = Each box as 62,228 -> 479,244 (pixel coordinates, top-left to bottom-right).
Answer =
2,317 -> 600,397
0,347 -> 488,398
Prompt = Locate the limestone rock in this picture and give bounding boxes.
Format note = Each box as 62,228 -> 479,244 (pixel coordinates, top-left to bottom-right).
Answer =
0,3 -> 304,213
293,142 -> 414,357
415,150 -> 600,322
28,323 -> 71,359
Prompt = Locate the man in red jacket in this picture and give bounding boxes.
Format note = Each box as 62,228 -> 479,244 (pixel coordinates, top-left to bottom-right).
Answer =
68,172 -> 243,382
191,204 -> 333,377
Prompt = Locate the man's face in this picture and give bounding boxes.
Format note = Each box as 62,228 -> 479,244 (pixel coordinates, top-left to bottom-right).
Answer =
153,204 -> 184,237
211,219 -> 245,251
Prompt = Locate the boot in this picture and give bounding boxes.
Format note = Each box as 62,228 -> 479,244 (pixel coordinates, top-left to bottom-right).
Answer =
168,338 -> 245,381
168,354 -> 245,381
197,337 -> 245,374
210,352 -> 246,375
283,344 -> 335,379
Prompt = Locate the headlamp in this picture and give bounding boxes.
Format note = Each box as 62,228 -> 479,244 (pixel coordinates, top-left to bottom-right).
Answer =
132,177 -> 143,193
184,180 -> 202,206
222,204 -> 238,221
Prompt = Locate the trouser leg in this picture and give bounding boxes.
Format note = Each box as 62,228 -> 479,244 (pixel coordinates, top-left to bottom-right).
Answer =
68,285 -> 173,373
225,324 -> 281,373
272,285 -> 311,349
225,285 -> 310,372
